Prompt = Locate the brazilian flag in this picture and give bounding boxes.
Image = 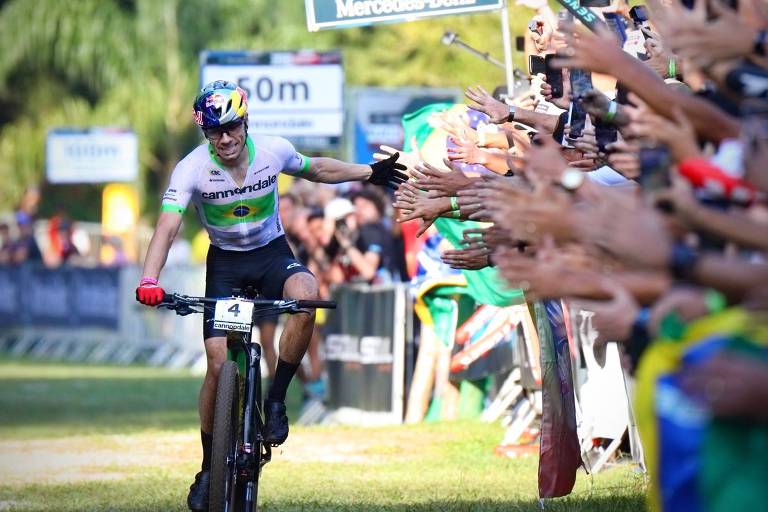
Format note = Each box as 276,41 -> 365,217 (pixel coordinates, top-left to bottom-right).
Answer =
201,194 -> 275,227
402,103 -> 524,308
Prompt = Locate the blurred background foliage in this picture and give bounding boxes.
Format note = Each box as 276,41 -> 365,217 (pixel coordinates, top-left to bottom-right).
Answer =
0,0 -> 532,222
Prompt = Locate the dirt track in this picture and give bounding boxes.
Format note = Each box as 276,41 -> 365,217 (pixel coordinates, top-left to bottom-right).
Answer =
0,427 -> 425,485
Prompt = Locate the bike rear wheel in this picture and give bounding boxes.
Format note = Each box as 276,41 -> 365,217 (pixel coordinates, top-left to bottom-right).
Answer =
209,360 -> 240,512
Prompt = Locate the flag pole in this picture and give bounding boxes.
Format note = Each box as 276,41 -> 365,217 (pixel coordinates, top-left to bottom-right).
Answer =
500,0 -> 515,98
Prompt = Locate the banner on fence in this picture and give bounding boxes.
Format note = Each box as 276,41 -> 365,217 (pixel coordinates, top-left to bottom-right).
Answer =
324,284 -> 412,423
0,265 -> 120,329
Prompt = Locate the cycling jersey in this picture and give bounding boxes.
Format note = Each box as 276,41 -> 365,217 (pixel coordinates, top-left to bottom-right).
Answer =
161,135 -> 309,251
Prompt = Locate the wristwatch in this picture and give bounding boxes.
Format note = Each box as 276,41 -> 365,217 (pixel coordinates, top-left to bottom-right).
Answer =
560,167 -> 585,191
507,105 -> 517,123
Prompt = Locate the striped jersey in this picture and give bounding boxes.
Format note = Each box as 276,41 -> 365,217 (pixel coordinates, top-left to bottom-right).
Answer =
161,135 -> 309,251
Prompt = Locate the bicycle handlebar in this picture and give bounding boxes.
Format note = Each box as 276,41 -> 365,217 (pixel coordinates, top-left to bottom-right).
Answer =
157,293 -> 336,315
295,299 -> 336,309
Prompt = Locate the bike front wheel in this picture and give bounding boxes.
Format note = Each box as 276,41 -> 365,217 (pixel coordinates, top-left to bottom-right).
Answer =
209,360 -> 240,512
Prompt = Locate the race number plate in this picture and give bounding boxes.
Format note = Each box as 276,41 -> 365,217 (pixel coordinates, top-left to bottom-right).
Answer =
213,299 -> 254,333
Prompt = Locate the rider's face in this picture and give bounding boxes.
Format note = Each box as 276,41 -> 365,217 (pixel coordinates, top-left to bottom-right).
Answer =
205,120 -> 247,163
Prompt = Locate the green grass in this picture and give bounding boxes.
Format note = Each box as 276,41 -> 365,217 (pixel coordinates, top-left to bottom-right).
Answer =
0,358 -> 646,511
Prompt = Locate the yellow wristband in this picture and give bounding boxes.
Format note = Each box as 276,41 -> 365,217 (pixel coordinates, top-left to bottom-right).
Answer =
450,196 -> 459,211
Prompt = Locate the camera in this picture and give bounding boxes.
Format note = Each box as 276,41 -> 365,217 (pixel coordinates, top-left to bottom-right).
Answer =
335,217 -> 351,237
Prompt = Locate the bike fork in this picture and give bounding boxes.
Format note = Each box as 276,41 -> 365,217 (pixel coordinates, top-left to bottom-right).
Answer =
240,343 -> 262,510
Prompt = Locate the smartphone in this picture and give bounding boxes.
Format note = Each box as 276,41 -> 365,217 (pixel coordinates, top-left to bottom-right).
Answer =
639,146 -> 672,191
603,12 -> 628,45
570,68 -> 594,100
544,54 -> 564,98
528,55 -> 546,76
615,82 -> 631,105
629,5 -> 649,24
567,102 -> 588,141
515,35 -> 525,52
567,68 -> 593,141
593,117 -> 618,152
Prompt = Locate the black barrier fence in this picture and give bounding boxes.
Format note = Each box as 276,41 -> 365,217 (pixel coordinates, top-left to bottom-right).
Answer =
0,265 -> 121,329
324,284 -> 413,421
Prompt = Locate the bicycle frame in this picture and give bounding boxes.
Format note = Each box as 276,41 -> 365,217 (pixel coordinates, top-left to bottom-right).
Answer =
226,326 -> 271,508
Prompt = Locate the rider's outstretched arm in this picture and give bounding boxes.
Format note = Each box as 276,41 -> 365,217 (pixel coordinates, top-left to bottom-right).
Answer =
141,211 -> 183,280
300,157 -> 372,184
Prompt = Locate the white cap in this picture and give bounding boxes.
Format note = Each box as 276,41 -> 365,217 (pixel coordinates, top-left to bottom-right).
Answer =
324,198 -> 355,221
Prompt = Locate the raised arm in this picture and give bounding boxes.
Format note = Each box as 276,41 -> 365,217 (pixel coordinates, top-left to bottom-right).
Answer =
297,153 -> 407,190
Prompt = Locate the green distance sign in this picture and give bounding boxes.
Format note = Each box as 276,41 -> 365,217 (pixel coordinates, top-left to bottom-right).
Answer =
305,0 -> 504,31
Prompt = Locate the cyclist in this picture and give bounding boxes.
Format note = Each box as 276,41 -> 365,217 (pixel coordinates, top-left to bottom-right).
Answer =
135,80 -> 406,512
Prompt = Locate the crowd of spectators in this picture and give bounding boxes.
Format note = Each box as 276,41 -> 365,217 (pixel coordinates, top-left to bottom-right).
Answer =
371,0 -> 768,507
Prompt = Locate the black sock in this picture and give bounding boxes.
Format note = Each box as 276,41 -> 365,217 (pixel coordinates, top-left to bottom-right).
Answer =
268,358 -> 300,402
201,430 -> 213,471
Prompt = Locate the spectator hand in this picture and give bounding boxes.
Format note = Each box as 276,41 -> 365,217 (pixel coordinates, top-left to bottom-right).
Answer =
632,107 -> 701,162
431,111 -> 479,144
575,193 -> 672,270
412,159 -> 474,198
681,353 -> 768,420
461,225 -> 514,253
441,245 -> 491,270
606,141 -> 641,179
657,0 -> 755,69
551,21 -> 625,76
644,38 -> 677,79
647,286 -> 710,338
136,278 -> 165,306
369,152 -> 408,190
570,279 -> 639,366
493,237 -> 585,300
530,15 -> 554,53
538,70 -> 572,110
464,86 -> 510,124
523,127 -> 569,186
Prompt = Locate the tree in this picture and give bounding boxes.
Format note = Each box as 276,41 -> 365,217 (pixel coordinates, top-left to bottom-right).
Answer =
0,0 -> 531,219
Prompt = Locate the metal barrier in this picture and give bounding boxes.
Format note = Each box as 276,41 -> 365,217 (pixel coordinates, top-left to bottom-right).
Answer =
323,283 -> 414,425
0,264 -> 206,370
0,267 -> 416,403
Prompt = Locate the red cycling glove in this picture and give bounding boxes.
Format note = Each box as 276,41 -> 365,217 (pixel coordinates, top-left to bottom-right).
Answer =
136,277 -> 165,306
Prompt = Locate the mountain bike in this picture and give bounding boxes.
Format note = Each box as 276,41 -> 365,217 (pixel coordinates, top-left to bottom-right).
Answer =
159,289 -> 336,512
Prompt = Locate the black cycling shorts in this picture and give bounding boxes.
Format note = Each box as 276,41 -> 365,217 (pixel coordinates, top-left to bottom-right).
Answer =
203,236 -> 312,339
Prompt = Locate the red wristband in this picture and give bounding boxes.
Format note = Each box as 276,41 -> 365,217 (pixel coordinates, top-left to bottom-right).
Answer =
140,277 -> 159,286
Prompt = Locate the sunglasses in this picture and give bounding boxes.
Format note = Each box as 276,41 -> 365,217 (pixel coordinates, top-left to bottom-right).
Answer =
203,119 -> 245,140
